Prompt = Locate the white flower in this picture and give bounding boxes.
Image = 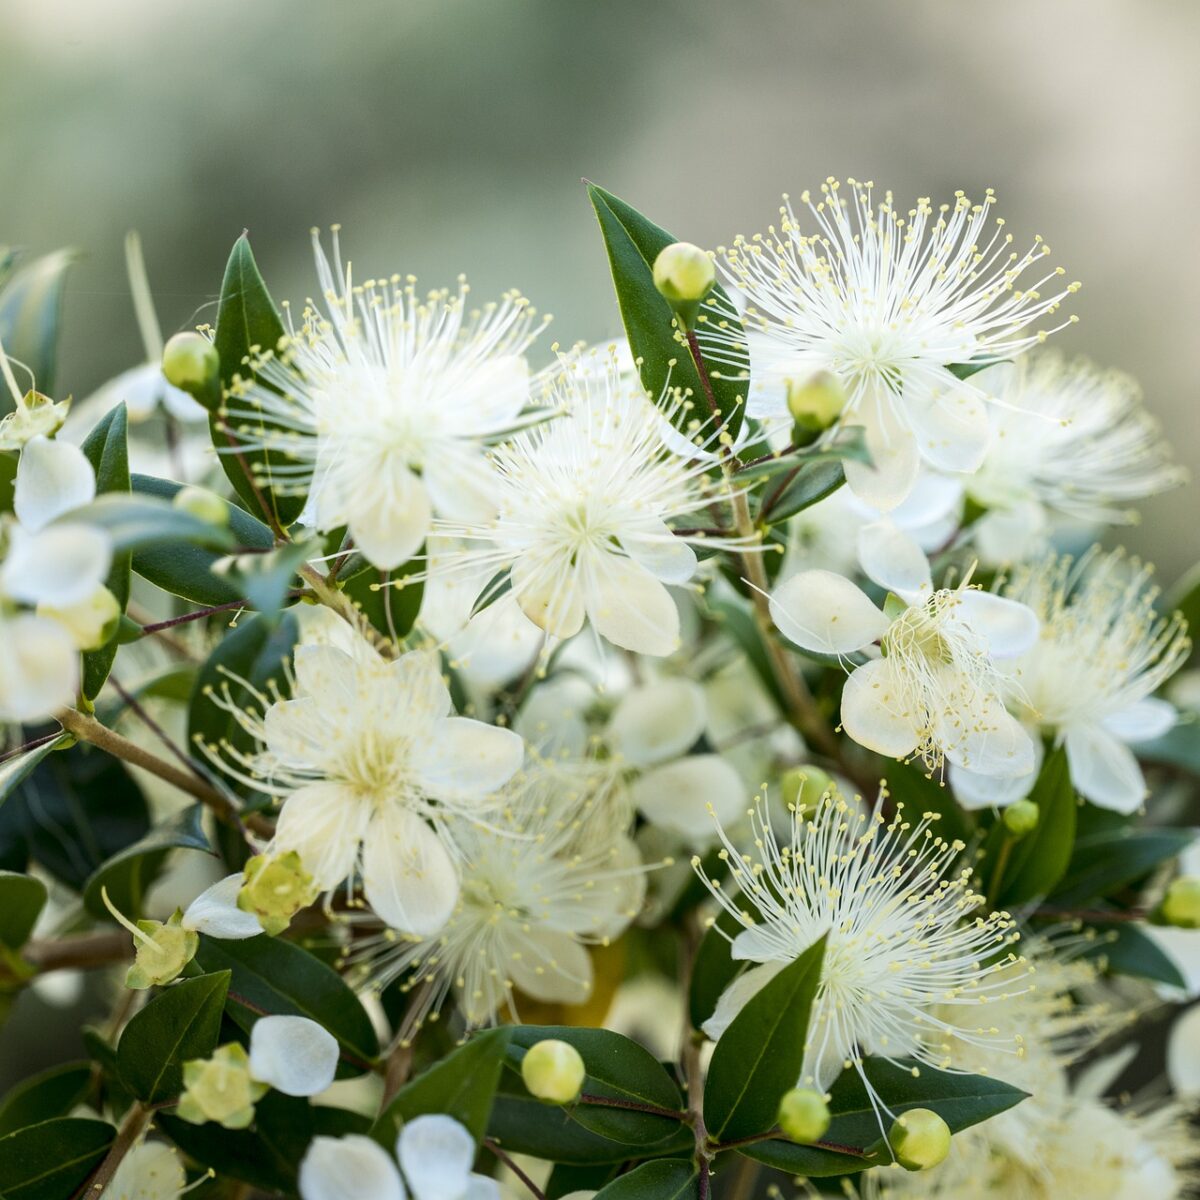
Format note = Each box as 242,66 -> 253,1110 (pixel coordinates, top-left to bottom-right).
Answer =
247,1014 -> 339,1098
352,760 -> 648,1026
105,1141 -> 188,1200
953,551 -> 1189,813
0,388 -> 70,450
300,1114 -> 499,1200
770,526 -> 1039,775
718,180 -> 1078,510
201,622 -> 523,936
86,362 -> 206,425
694,790 -> 1025,1111
426,355 -> 749,657
223,229 -> 549,569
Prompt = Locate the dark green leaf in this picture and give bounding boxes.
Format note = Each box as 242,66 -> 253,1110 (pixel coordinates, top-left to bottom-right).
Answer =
1134,723 -> 1200,776
215,538 -> 312,617
758,459 -> 846,525
1084,921 -> 1186,988
69,494 -> 236,554
709,598 -> 788,713
342,555 -> 424,641
117,971 -> 230,1102
0,1062 -> 92,1137
194,934 -> 378,1070
735,428 -> 871,484
592,1160 -> 697,1200
0,1117 -> 113,1200
946,360 -> 1003,381
546,1163 -> 620,1200
0,735 -> 71,810
704,935 -> 826,1141
0,249 -> 74,404
0,872 -> 47,951
888,761 -> 973,844
1051,827 -> 1194,907
0,449 -> 16,511
995,747 -> 1076,906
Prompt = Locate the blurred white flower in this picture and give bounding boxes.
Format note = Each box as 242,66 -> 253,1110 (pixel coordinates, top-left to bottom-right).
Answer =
105,1141 -> 188,1200
0,388 -> 70,450
224,229 -> 549,570
718,180 -> 1077,510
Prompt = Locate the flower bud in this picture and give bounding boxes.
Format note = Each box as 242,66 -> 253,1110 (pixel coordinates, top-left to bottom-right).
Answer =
521,1038 -> 585,1104
237,850 -> 318,936
162,332 -> 220,409
786,371 -> 846,435
1162,877 -> 1200,930
176,1043 -> 268,1129
780,767 -> 834,814
888,1108 -> 951,1171
1002,799 -> 1040,838
777,1087 -> 830,1144
172,485 -> 229,528
38,585 -> 122,651
652,242 -> 715,330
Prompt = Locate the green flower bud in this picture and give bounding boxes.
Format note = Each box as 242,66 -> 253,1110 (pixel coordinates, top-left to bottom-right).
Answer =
1162,877 -> 1200,929
1002,799 -> 1040,838
176,1043 -> 268,1129
521,1038 -> 585,1104
172,485 -> 229,528
780,767 -> 835,816
38,585 -> 122,652
162,332 -> 220,409
653,242 -> 715,303
237,850 -> 318,937
777,1087 -> 830,1144
786,371 -> 846,435
101,889 -> 198,990
888,1108 -> 951,1171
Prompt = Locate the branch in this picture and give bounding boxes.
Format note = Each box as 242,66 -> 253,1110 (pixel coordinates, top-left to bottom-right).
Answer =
484,1139 -> 545,1200
22,930 -> 130,974
75,1099 -> 150,1198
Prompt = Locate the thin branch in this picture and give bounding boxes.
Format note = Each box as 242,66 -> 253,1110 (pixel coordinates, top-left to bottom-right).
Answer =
139,598 -> 251,634
484,1139 -> 545,1200
576,1093 -> 687,1120
74,1099 -> 150,1198
23,930 -> 130,974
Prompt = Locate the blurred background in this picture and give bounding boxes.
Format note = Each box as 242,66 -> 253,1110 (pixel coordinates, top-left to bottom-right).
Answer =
2,0 -> 1197,576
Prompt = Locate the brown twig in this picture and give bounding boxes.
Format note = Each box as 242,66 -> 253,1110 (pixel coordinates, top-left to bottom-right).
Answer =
484,1139 -> 545,1200
23,930 -> 130,974
74,1100 -> 150,1197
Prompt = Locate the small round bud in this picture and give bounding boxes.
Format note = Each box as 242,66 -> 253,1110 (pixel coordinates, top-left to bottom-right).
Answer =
163,332 -> 219,390
172,485 -> 229,528
786,371 -> 847,434
652,242 -> 716,304
521,1038 -> 585,1104
176,1043 -> 268,1129
38,584 -> 121,651
888,1108 -> 951,1171
1002,799 -> 1040,838
780,767 -> 834,814
1162,877 -> 1200,929
238,850 -> 318,936
777,1087 -> 830,1144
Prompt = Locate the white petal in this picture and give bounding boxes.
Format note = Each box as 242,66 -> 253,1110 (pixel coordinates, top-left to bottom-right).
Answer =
0,523 -> 112,607
0,613 -> 79,723
973,502 -> 1047,566
840,658 -> 921,758
620,518 -> 698,585
950,736 -> 1042,811
424,450 -> 501,525
938,692 -> 1036,778
769,570 -> 889,656
856,521 -> 931,599
511,549 -> 586,640
1064,723 -> 1147,813
889,471 -> 964,531
299,1135 -> 406,1200
607,680 -> 707,767
250,1015 -> 339,1097
361,808 -> 459,936
461,1176 -> 502,1200
700,961 -> 784,1042
389,650 -> 454,720
397,1114 -> 475,1200
583,552 -> 680,657
515,676 -> 593,759
346,465 -> 430,570
730,926 -> 781,962
414,717 -> 524,802
107,1142 -> 187,1200
951,592 -> 1040,659
903,382 -> 992,473
14,435 -> 96,530
632,756 -> 745,844
448,354 -> 531,430
1168,1004 -> 1200,1096
1102,698 -> 1177,744
183,874 -> 263,938
842,402 -> 921,512
507,929 -> 594,1006
274,782 -> 371,891
292,643 -> 359,702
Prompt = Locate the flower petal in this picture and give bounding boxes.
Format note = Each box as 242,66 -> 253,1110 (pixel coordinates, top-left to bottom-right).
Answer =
1064,722 -> 1148,813
273,781 -> 371,891
1168,1003 -> 1200,1096
1102,698 -> 1177,744
511,549 -> 586,640
938,691 -> 1036,778
250,1015 -> 340,1097
842,401 -> 921,512
620,518 -> 698,585
389,649 -> 453,720
607,680 -> 707,767
424,449 -> 501,525
414,717 -> 524,802
951,592 -> 1040,659
840,658 -> 921,758
183,874 -> 264,939
361,808 -> 459,936
770,570 -> 889,656
299,1135 -> 406,1200
0,613 -> 79,723
973,501 -> 1047,566
950,736 -> 1042,811
14,435 -> 96,530
583,552 -> 680,657
507,929 -> 594,1006
345,464 -> 430,570
397,1114 -> 475,1200
856,521 -> 931,599
631,756 -> 745,845
0,523 -> 112,607
903,380 -> 992,473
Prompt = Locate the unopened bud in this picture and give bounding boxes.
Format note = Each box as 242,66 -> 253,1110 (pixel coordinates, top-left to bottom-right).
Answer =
177,1043 -> 268,1129
101,889 -> 198,990
237,850 -> 317,936
780,767 -> 834,814
786,371 -> 846,434
162,332 -> 220,409
521,1038 -> 585,1104
1162,877 -> 1200,930
38,584 -> 121,651
1002,799 -> 1040,839
888,1108 -> 951,1171
777,1087 -> 830,1144
653,242 -> 715,330
172,485 -> 229,528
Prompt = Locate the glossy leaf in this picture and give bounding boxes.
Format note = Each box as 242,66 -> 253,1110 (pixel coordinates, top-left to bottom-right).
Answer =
0,871 -> 47,951
995,747 -> 1076,906
736,427 -> 870,484
342,555 -> 424,641
0,1062 -> 92,1136
592,1159 -> 697,1200
0,1117 -> 113,1200
0,249 -> 74,405
0,734 -> 70,811
758,459 -> 846,525
1051,826 -> 1194,907
1085,921 -> 1186,988
70,493 -> 236,554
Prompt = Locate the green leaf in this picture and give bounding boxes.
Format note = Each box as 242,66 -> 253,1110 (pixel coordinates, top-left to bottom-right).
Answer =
117,971 -> 230,1103
1134,722 -> 1200,776
83,804 -> 211,921
0,249 -> 74,405
735,427 -> 871,484
507,1025 -> 684,1145
0,872 -> 47,951
758,459 -> 846,525
80,403 -> 132,699
946,359 -> 1003,381
709,597 -> 788,713
0,1117 -> 113,1200
194,933 -> 379,1070
69,494 -> 236,554
587,183 -> 749,439
546,1163 -> 620,1200
1085,921 -> 1185,988
995,747 -> 1076,906
212,233 -> 306,528
703,934 -> 826,1141
0,448 -> 16,511
592,1160 -> 697,1200
888,761 -> 974,845
1050,826 -> 1194,907
342,555 -> 424,641
0,1062 -> 92,1137
0,735 -> 70,810
376,1026 -> 511,1144
688,897 -> 753,1032
215,538 -> 312,617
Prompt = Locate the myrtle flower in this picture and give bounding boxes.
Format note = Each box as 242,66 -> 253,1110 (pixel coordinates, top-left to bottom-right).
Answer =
222,228 -> 549,569
200,620 -> 524,936
694,789 -> 1025,1118
300,1114 -> 498,1200
952,551 -> 1190,813
769,525 -> 1039,776
351,761 -> 649,1027
966,353 -> 1185,565
105,1142 -> 190,1200
718,180 -> 1078,510
426,355 -> 750,657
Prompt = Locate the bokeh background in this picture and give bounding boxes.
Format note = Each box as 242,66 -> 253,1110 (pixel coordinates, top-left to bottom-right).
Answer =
2,0 -> 1198,577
